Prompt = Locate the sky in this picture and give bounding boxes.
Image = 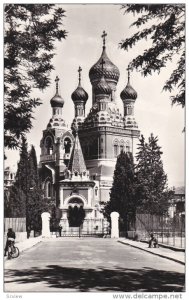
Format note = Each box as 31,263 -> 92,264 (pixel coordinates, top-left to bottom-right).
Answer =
4,3 -> 185,188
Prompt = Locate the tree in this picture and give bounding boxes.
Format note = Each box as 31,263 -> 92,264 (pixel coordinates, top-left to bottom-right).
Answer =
135,134 -> 172,215
120,4 -> 185,107
27,145 -> 44,233
4,4 -> 67,149
6,137 -> 29,217
103,151 -> 136,231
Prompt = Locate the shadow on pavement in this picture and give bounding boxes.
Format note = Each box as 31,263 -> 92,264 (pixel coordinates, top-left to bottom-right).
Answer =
5,265 -> 185,292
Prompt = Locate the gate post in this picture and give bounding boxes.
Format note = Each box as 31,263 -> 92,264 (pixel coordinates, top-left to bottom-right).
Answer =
41,212 -> 51,238
110,212 -> 119,238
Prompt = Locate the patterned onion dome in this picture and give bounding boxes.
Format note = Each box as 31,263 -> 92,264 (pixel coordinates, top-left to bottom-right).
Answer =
94,75 -> 111,95
71,66 -> 88,103
50,76 -> 64,107
50,94 -> 64,107
71,85 -> 88,103
89,32 -> 120,84
120,68 -> 137,100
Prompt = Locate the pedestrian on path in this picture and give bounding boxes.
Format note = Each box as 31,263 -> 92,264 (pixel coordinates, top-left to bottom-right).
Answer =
148,233 -> 158,248
58,225 -> 62,237
4,228 -> 16,256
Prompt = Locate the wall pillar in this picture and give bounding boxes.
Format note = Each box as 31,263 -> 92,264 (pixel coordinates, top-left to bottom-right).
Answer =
41,212 -> 51,238
110,211 -> 119,238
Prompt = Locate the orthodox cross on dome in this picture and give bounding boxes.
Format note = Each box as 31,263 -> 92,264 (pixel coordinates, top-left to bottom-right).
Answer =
78,66 -> 82,85
101,30 -> 107,48
126,65 -> 131,83
100,58 -> 105,74
55,76 -> 60,93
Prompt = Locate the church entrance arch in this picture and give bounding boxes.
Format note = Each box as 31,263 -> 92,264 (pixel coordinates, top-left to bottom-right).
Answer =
67,197 -> 85,227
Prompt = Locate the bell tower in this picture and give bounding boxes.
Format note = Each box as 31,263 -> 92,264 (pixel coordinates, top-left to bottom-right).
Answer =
39,77 -> 74,206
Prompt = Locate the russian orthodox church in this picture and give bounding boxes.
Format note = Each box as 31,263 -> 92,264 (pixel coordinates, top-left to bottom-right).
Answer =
39,31 -> 140,235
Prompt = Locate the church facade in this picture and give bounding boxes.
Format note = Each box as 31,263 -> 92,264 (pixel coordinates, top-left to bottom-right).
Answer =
39,32 -> 140,235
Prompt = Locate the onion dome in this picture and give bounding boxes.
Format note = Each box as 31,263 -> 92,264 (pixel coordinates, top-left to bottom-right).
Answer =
50,76 -> 64,107
94,75 -> 111,95
89,31 -> 120,84
71,66 -> 88,103
120,68 -> 137,101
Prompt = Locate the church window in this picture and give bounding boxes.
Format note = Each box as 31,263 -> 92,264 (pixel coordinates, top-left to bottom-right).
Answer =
126,146 -> 130,152
45,136 -> 53,155
93,175 -> 96,180
46,181 -> 52,198
128,106 -> 133,115
64,137 -> 72,154
95,210 -> 97,218
113,140 -> 119,157
120,145 -> 124,153
114,145 -> 118,157
95,187 -> 98,196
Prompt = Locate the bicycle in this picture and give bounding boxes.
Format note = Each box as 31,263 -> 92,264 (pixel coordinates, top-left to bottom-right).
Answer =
7,241 -> 19,259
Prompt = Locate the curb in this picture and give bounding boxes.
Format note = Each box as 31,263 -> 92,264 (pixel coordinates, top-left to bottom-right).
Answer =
118,240 -> 185,265
140,240 -> 185,252
18,239 -> 42,254
4,239 -> 42,262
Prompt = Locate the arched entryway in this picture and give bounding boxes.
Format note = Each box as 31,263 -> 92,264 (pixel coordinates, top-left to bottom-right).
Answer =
67,197 -> 85,227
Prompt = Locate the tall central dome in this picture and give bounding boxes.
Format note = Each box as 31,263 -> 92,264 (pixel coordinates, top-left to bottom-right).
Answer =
89,31 -> 120,88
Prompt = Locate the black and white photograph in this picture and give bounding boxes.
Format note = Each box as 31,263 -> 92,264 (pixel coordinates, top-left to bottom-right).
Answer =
3,1 -> 186,297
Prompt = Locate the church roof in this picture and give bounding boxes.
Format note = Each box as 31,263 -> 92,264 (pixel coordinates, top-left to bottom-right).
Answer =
94,74 -> 111,95
68,132 -> 86,174
120,68 -> 137,101
71,67 -> 88,103
50,76 -> 64,107
89,31 -> 120,85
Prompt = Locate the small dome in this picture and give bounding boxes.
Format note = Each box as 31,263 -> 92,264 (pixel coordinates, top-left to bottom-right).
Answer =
50,76 -> 64,107
89,47 -> 120,85
71,85 -> 88,103
94,75 -> 111,95
120,82 -> 137,101
50,93 -> 64,107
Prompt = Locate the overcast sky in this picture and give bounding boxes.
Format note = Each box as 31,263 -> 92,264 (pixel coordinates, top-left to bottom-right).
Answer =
5,3 -> 185,188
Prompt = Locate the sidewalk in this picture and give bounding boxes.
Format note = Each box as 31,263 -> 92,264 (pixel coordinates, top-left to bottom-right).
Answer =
118,238 -> 185,265
16,236 -> 42,253
4,236 -> 42,260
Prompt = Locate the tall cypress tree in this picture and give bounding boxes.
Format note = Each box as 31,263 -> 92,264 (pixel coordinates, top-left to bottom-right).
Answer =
103,151 -> 136,231
135,134 -> 171,215
27,145 -> 45,233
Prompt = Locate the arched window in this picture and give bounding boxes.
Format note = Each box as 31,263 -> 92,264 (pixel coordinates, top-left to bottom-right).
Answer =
120,140 -> 124,153
64,137 -> 72,154
113,140 -> 119,157
126,140 -> 130,152
95,186 -> 98,196
120,145 -> 124,153
45,136 -> 53,154
46,181 -> 51,198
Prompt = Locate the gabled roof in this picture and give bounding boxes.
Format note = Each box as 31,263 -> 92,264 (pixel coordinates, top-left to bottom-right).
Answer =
68,133 -> 86,174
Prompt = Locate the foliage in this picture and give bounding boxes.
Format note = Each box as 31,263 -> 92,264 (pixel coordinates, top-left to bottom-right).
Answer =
135,134 -> 172,215
5,137 -> 28,217
103,151 -> 136,231
27,145 -> 44,232
4,4 -> 67,149
120,4 -> 185,107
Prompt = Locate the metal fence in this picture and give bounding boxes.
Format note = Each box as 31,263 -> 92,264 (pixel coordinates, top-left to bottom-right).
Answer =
135,213 -> 185,249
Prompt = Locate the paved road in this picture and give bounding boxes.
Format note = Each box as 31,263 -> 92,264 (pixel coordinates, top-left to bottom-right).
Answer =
4,238 -> 185,292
